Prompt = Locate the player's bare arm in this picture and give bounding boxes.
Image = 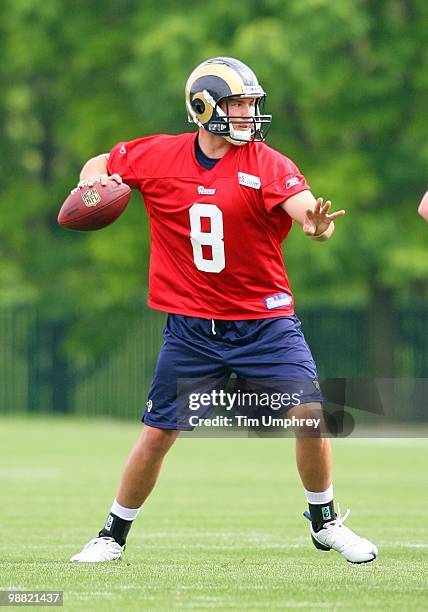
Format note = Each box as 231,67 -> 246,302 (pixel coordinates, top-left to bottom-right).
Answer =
417,190 -> 428,222
281,191 -> 345,241
78,153 -> 122,187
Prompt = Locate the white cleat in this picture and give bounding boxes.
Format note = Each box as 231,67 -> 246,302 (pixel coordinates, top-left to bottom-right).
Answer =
304,506 -> 378,564
70,536 -> 124,563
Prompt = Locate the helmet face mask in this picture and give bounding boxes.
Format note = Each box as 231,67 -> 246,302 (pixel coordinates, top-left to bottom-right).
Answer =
208,95 -> 271,145
185,57 -> 272,145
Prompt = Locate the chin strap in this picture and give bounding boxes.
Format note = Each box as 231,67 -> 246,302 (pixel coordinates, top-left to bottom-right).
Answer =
223,131 -> 251,147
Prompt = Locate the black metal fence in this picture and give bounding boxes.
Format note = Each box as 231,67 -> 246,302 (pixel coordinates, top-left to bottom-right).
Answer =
1,305 -> 427,419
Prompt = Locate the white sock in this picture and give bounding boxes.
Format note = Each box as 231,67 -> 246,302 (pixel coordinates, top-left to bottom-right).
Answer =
110,498 -> 141,521
304,484 -> 333,505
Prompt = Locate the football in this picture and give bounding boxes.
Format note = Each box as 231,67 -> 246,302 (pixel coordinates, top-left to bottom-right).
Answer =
58,180 -> 132,231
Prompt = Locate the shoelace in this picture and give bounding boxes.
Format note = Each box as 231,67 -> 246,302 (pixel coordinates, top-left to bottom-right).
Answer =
322,505 -> 364,549
82,536 -> 116,550
333,503 -> 351,524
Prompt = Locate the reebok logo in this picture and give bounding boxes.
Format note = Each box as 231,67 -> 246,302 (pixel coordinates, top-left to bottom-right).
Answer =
238,172 -> 261,190
146,400 -> 153,413
286,176 -> 300,190
119,144 -> 126,155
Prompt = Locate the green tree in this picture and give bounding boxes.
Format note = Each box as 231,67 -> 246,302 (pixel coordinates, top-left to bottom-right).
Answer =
0,0 -> 427,398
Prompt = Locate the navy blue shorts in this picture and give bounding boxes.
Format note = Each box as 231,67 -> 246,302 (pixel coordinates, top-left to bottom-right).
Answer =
143,314 -> 323,430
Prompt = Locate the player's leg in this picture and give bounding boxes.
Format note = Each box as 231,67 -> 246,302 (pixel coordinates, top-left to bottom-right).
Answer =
290,402 -> 332,491
70,314 -> 229,562
288,401 -> 336,530
70,425 -> 177,563
230,315 -> 377,563
115,425 -> 178,509
290,400 -> 377,562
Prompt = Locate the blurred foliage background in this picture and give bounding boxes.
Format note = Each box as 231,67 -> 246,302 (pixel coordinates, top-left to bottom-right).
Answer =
0,0 -> 427,414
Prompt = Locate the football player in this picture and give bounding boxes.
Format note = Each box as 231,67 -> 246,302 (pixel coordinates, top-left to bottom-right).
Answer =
70,57 -> 377,564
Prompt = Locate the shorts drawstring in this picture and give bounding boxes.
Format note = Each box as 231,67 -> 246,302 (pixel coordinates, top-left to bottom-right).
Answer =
211,319 -> 217,336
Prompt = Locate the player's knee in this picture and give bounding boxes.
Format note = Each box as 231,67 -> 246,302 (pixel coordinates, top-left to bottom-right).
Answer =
139,425 -> 178,458
288,402 -> 326,437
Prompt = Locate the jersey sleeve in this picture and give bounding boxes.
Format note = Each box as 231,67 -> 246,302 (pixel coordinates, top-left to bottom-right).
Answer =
261,152 -> 310,212
107,140 -> 140,189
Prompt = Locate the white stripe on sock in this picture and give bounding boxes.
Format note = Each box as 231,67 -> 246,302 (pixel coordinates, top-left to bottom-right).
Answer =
304,484 -> 333,505
110,498 -> 141,521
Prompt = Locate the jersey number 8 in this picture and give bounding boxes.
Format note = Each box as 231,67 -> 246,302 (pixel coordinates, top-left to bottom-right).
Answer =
189,203 -> 225,273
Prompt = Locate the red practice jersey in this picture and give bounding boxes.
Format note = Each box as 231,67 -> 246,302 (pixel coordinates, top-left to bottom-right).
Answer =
107,132 -> 309,319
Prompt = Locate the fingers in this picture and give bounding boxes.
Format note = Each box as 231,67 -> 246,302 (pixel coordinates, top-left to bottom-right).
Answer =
314,197 -> 323,213
82,176 -> 99,187
322,200 -> 331,213
110,173 -> 123,184
326,210 -> 346,220
303,198 -> 346,238
73,176 -> 100,190
316,199 -> 331,214
103,173 -> 122,185
71,174 -> 123,192
315,198 -> 346,219
313,198 -> 332,216
70,180 -> 93,193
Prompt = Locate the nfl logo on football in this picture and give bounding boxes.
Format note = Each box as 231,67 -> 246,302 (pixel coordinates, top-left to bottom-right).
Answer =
81,188 -> 101,207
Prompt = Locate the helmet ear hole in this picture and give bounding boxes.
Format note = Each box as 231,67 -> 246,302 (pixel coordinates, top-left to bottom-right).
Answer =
192,99 -> 205,114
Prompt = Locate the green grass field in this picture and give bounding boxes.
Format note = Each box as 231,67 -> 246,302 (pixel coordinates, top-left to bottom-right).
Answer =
1,417 -> 427,610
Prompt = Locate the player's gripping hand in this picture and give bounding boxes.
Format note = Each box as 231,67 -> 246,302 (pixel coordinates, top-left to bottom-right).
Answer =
71,173 -> 123,193
303,197 -> 345,240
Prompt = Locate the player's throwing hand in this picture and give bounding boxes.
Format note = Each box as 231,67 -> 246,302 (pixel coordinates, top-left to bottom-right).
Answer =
72,173 -> 123,192
303,197 -> 345,237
